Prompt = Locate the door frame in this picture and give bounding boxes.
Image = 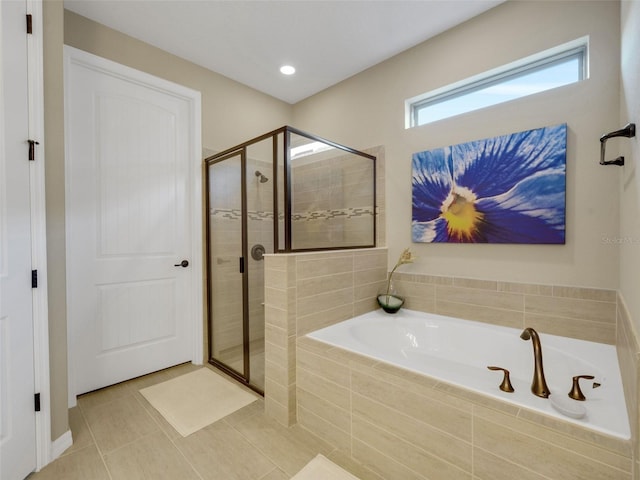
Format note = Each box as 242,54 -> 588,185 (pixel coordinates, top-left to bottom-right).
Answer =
24,0 -> 52,470
63,46 -> 203,405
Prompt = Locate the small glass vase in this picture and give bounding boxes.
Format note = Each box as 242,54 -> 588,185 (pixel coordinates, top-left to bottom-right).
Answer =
377,281 -> 404,314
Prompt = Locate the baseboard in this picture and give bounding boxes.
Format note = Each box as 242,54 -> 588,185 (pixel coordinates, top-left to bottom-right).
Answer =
50,429 -> 73,461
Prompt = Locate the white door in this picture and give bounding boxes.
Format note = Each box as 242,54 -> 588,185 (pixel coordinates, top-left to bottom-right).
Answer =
65,47 -> 202,397
0,0 -> 37,478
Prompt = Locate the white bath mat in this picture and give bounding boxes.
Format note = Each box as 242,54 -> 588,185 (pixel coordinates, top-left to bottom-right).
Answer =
139,368 -> 257,437
291,454 -> 361,480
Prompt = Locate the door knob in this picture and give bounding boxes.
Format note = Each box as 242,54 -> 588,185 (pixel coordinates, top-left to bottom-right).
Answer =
174,260 -> 189,268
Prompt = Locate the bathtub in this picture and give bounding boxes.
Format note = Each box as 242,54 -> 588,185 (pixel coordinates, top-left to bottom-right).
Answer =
307,308 -> 630,440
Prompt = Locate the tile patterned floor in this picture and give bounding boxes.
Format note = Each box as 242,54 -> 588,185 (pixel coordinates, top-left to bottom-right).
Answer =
28,363 -> 377,480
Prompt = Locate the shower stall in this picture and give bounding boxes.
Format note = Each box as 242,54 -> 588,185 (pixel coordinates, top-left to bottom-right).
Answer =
205,126 -> 376,393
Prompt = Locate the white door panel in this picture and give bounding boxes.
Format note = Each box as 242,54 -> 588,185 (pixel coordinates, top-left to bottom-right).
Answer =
0,0 -> 37,478
65,47 -> 201,396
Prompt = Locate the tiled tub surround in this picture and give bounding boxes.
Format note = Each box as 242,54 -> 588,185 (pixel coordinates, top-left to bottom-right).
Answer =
306,309 -> 630,440
297,335 -> 633,480
262,245 -> 640,478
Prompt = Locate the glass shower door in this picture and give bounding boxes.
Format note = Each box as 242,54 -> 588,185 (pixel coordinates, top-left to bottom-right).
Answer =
208,152 -> 246,380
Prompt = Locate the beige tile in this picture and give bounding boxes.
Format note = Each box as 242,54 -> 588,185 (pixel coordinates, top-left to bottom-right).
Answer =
177,420 -> 276,480
473,416 -> 630,479
221,397 -> 265,427
453,277 -> 498,291
265,322 -> 287,349
297,347 -> 350,387
265,377 -> 290,407
77,381 -> 133,413
473,448 -> 548,480
296,287 -> 354,317
296,335 -> 334,355
352,438 -> 424,480
265,269 -> 288,291
553,285 -> 617,302
61,406 -> 93,456
104,431 -> 199,480
525,295 -> 616,324
135,391 -> 182,441
297,255 -> 354,279
354,278 -> 386,300
297,367 -> 350,410
234,413 -> 333,476
352,392 -> 472,471
354,267 -> 387,285
265,305 -> 288,330
258,468 -> 289,480
162,362 -> 202,379
297,404 -> 351,451
297,303 -> 354,335
265,287 -> 288,310
297,387 -> 350,433
28,445 -> 109,480
326,449 -> 385,480
350,369 -> 472,442
265,359 -> 288,387
434,382 -> 520,417
436,299 -> 523,329
264,396 -> 290,427
415,273 -> 454,286
354,298 -> 379,316
438,285 -> 523,311
517,408 -> 631,459
524,312 -> 615,344
297,271 -> 354,298
353,251 -> 387,271
82,395 -> 159,454
352,415 -> 471,480
498,281 -> 553,296
125,368 -> 173,391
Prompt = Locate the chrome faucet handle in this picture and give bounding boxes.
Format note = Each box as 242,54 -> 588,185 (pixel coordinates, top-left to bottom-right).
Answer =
487,366 -> 515,393
568,375 -> 595,401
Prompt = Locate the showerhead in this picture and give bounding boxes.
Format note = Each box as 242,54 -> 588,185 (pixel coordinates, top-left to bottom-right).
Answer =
255,170 -> 269,183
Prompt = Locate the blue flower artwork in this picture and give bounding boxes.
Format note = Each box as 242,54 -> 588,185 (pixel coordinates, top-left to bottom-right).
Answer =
412,124 -> 566,244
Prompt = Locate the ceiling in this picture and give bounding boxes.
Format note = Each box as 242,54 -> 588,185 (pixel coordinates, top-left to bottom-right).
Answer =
63,0 -> 504,104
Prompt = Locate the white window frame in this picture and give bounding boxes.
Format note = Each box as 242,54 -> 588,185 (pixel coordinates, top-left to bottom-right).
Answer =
405,36 -> 589,129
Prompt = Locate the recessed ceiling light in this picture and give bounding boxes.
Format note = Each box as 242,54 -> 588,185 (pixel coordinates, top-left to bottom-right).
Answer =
280,65 -> 296,75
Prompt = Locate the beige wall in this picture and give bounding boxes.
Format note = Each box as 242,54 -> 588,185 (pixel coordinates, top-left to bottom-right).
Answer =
293,1 -> 621,290
619,1 -> 640,336
64,10 -> 293,152
43,0 -> 68,443
43,7 -> 293,440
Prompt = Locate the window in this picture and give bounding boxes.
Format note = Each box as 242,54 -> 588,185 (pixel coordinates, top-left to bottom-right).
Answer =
406,37 -> 588,128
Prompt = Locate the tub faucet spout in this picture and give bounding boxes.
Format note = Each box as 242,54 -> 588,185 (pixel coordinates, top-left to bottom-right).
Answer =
520,327 -> 551,398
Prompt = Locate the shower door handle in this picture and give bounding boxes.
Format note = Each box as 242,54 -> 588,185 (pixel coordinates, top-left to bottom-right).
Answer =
174,260 -> 189,268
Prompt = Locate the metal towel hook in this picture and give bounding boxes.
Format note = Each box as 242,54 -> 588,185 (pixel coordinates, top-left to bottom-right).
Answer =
600,123 -> 636,166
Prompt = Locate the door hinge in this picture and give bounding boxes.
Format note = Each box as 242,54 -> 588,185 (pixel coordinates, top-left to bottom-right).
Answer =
239,257 -> 245,274
34,393 -> 41,412
28,139 -> 40,161
31,269 -> 38,288
26,14 -> 33,34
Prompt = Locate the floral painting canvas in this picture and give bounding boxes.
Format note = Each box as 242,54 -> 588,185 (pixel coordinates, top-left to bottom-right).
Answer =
412,124 -> 566,244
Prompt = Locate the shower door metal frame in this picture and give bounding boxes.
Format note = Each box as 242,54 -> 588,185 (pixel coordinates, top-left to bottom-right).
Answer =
205,147 -> 258,393
205,126 -> 377,395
